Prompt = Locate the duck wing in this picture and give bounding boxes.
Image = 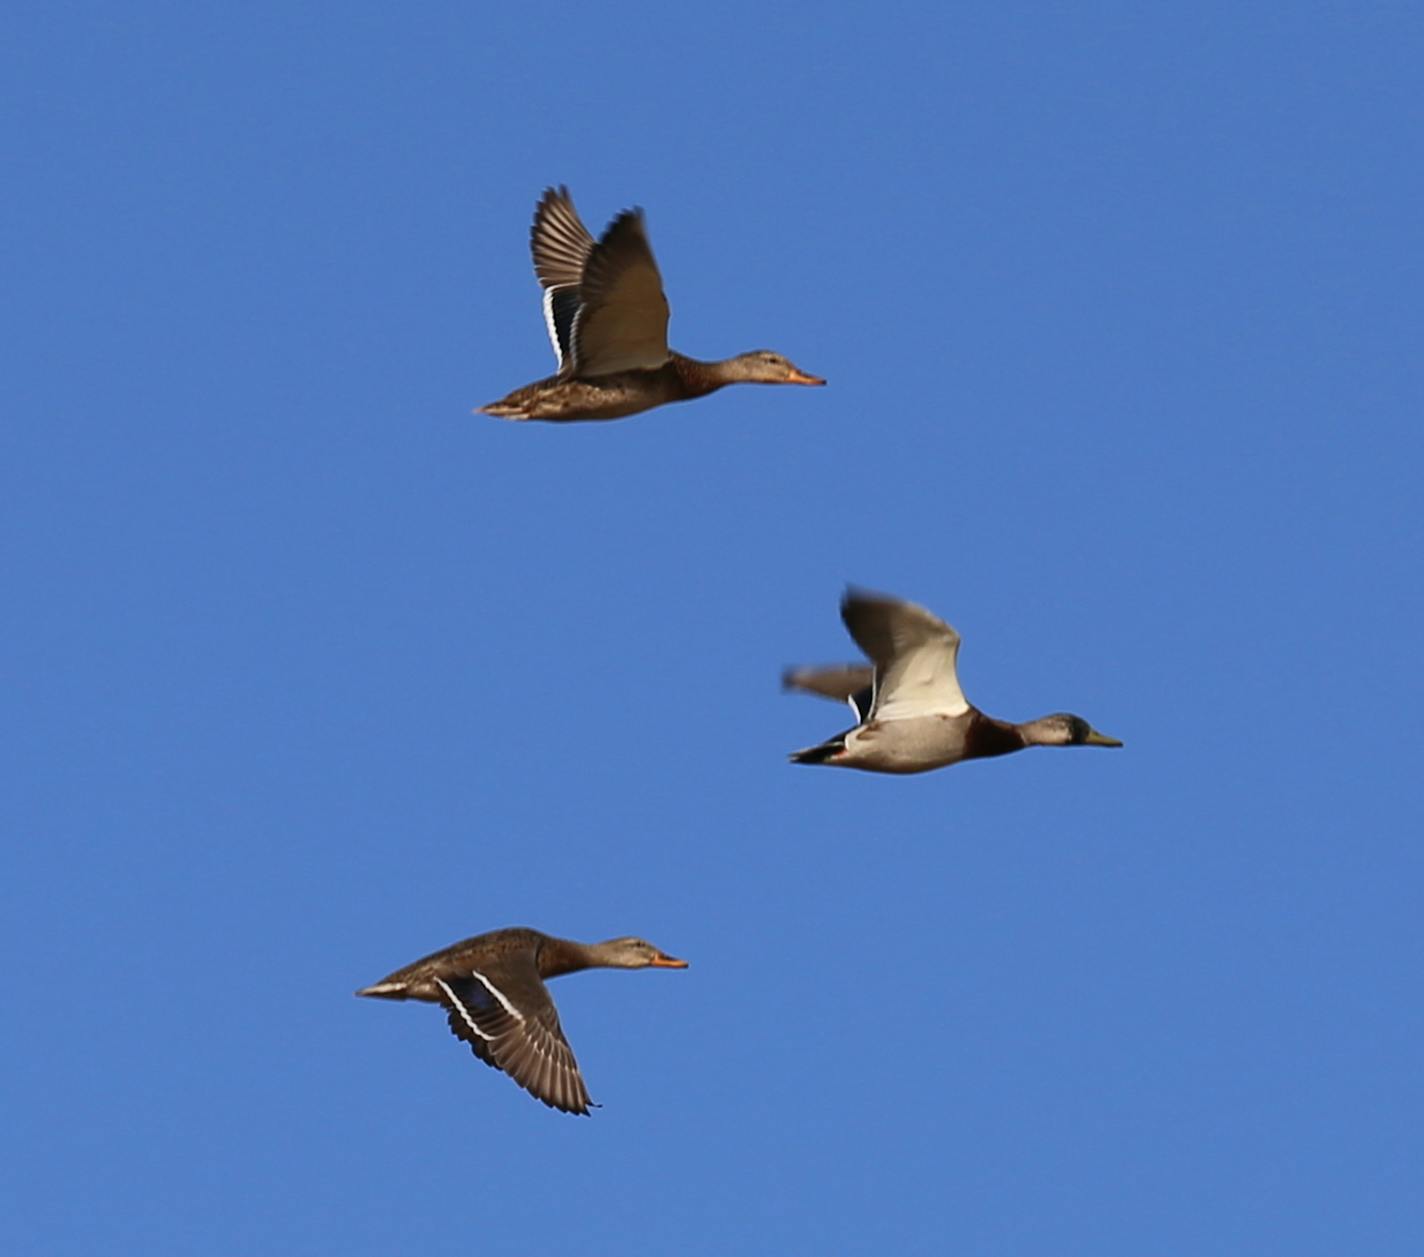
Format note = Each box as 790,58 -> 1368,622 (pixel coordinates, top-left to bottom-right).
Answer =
434,952 -> 593,1115
530,186 -> 596,370
569,208 -> 671,377
781,664 -> 876,722
841,590 -> 969,722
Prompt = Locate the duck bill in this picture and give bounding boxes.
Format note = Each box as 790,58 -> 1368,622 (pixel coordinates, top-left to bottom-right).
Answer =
648,953 -> 689,969
785,368 -> 826,386
1085,729 -> 1124,748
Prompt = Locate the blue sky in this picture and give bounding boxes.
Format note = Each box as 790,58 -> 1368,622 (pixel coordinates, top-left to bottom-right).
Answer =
5,3 -> 1422,1254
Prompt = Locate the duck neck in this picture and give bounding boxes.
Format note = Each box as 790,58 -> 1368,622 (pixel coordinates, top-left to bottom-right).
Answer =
537,935 -> 600,978
964,712 -> 1029,760
672,353 -> 735,397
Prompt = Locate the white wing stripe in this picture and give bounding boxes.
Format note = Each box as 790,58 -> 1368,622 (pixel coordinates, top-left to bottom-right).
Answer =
542,286 -> 563,367
434,977 -> 494,1041
470,968 -> 525,1022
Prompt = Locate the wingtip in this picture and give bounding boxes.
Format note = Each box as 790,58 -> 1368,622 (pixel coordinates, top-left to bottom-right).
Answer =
545,1094 -> 599,1117
841,584 -> 907,620
602,206 -> 647,239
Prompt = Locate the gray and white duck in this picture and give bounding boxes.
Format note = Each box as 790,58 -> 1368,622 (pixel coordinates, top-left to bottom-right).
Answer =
357,927 -> 687,1115
478,186 -> 825,421
785,589 -> 1122,775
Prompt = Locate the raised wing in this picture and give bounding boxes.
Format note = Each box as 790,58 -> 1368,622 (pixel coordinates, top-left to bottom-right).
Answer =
841,590 -> 969,722
530,186 -> 596,369
782,664 -> 876,722
435,963 -> 593,1115
569,209 -> 671,377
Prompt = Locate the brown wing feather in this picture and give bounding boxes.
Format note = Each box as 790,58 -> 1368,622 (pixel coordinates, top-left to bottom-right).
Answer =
782,664 -> 875,704
782,663 -> 876,722
571,209 -> 671,377
436,966 -> 594,1115
530,186 -> 595,290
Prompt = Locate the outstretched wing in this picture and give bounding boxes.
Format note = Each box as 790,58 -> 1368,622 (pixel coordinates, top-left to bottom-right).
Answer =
781,664 -> 876,723
569,209 -> 671,377
435,962 -> 593,1115
841,590 -> 969,722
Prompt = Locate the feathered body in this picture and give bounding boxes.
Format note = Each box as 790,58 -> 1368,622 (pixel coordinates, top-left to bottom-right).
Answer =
785,590 -> 1122,775
357,927 -> 687,1116
479,187 -> 823,422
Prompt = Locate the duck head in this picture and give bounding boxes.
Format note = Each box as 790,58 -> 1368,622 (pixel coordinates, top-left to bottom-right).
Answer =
593,937 -> 690,969
724,350 -> 825,386
1019,713 -> 1123,748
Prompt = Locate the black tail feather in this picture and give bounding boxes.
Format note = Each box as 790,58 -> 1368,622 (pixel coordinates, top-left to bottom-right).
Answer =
789,738 -> 844,765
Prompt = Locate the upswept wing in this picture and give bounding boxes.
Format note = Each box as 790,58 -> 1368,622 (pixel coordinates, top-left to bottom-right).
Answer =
569,209 -> 671,377
841,590 -> 969,721
529,186 -> 596,368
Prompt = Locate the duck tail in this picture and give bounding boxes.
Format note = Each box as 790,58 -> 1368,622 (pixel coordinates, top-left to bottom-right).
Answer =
475,401 -> 529,421
788,737 -> 844,766
355,980 -> 410,1000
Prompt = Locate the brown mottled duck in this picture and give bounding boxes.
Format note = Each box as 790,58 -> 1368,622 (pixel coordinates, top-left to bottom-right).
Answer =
478,186 -> 824,422
357,926 -> 687,1115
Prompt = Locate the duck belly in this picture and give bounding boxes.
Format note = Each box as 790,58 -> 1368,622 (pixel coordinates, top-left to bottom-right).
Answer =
843,718 -> 968,774
481,366 -> 683,422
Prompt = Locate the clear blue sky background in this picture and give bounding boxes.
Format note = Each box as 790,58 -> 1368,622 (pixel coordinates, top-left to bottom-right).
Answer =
5,3 -> 1422,1254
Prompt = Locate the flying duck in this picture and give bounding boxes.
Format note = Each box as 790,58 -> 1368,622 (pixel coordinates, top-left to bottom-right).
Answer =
357,927 -> 687,1115
478,186 -> 825,421
785,589 -> 1122,774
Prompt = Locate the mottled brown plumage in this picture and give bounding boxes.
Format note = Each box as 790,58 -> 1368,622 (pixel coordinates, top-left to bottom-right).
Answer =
357,927 -> 687,1115
478,186 -> 824,422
